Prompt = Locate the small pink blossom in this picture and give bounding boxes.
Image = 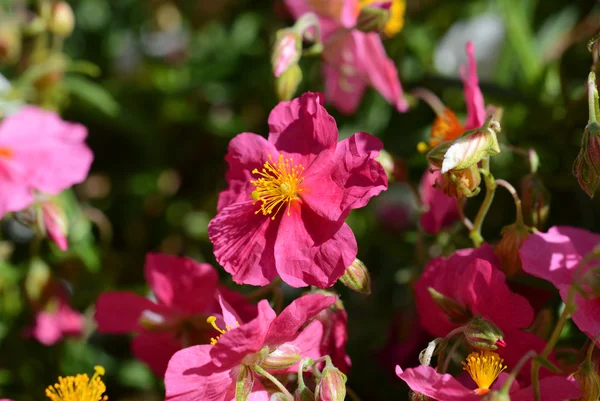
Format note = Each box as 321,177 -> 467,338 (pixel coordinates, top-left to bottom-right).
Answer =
208,92 -> 387,288
165,293 -> 338,401
30,296 -> 84,346
0,106 -> 93,218
419,169 -> 460,234
95,253 -> 256,377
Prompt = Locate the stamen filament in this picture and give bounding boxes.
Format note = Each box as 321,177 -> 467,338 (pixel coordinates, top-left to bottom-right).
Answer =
206,316 -> 239,345
462,350 -> 507,396
46,366 -> 108,401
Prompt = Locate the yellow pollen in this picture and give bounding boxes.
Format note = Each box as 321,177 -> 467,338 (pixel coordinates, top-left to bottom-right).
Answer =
462,350 -> 507,396
207,316 -> 239,345
359,0 -> 405,37
46,366 -> 108,401
250,154 -> 304,220
0,147 -> 13,159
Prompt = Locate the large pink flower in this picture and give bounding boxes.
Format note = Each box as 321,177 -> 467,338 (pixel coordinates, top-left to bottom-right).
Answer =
284,0 -> 408,114
0,106 -> 93,218
520,226 -> 600,343
95,253 -> 256,377
208,92 -> 387,288
165,293 -> 338,401
396,364 -> 580,401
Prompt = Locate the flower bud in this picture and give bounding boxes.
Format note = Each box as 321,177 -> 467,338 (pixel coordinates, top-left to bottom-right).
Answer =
41,199 -> 69,251
315,363 -> 347,401
520,173 -> 550,230
409,391 -> 434,401
272,29 -> 301,78
275,64 -> 302,101
236,365 -> 255,401
464,316 -> 505,351
441,123 -> 500,174
338,258 -> 371,294
260,344 -> 301,371
427,287 -> 471,324
426,142 -> 452,170
439,165 -> 481,199
0,21 -> 21,65
356,2 -> 391,33
49,2 -> 75,38
573,360 -> 600,401
495,223 -> 530,278
574,122 -> 600,198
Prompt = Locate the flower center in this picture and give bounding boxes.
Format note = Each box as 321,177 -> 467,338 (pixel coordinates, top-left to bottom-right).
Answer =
207,316 -> 238,345
462,350 -> 507,396
46,366 -> 108,401
251,154 -> 304,219
0,147 -> 13,159
359,0 -> 405,37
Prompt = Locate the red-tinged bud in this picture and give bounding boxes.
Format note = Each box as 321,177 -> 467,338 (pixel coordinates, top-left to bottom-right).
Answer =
275,64 -> 302,101
0,21 -> 21,65
338,258 -> 371,294
495,222 -> 530,278
272,29 -> 301,78
573,359 -> 600,401
574,122 -> 600,198
356,2 -> 390,33
520,173 -> 550,230
427,287 -> 471,324
315,362 -> 347,401
41,199 -> 69,251
236,365 -> 255,401
49,2 -> 75,38
464,316 -> 505,351
441,120 -> 501,174
260,344 -> 301,371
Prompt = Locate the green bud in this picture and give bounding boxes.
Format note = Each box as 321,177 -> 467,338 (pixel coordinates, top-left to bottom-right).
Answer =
426,141 -> 452,169
275,64 -> 302,101
427,287 -> 471,324
573,123 -> 600,198
338,258 -> 371,294
441,122 -> 500,174
356,3 -> 390,33
272,29 -> 301,78
260,344 -> 301,371
236,365 -> 254,401
315,362 -> 347,401
49,2 -> 75,38
574,360 -> 600,401
520,173 -> 550,230
0,21 -> 21,65
464,316 -> 505,351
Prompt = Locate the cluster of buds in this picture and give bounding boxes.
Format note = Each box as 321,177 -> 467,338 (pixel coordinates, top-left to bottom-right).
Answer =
426,116 -> 501,199
573,72 -> 600,197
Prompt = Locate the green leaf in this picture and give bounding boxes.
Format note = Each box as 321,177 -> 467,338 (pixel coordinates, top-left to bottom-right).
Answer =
534,356 -> 562,374
62,76 -> 119,116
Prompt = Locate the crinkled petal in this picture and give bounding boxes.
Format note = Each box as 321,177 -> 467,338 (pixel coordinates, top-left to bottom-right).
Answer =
132,332 -> 182,378
460,42 -> 486,130
395,365 -> 479,401
145,253 -> 218,315
95,291 -> 169,333
208,201 -> 278,287
274,204 -> 357,288
511,377 -> 581,401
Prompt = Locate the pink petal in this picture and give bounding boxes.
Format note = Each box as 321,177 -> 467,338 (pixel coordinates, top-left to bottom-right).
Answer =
132,332 -> 182,378
31,311 -> 63,345
0,174 -> 35,217
323,62 -> 367,115
95,292 -> 168,333
218,286 -> 258,323
216,293 -> 243,328
56,302 -> 84,336
460,42 -> 486,130
208,201 -> 278,287
499,330 -> 548,384
145,253 -> 218,315
267,92 -> 339,166
274,205 -> 357,288
284,320 -> 325,365
395,365 -> 479,401
511,377 -> 581,401
419,169 -> 460,234
217,133 -> 279,212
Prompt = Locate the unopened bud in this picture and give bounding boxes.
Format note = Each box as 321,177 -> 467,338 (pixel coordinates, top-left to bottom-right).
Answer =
428,287 -> 471,324
275,64 -> 302,101
338,258 -> 371,294
356,2 -> 391,33
426,142 -> 452,169
315,363 -> 347,401
0,22 -> 21,65
236,365 -> 254,401
464,316 -> 505,351
41,199 -> 69,251
438,165 -> 481,199
260,344 -> 301,371
49,2 -> 75,38
441,122 -> 500,174
520,173 -> 550,230
574,123 -> 600,198
272,29 -> 301,78
495,223 -> 530,277
573,360 -> 600,401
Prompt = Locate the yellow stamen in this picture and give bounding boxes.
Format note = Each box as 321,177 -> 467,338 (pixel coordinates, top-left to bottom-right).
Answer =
46,366 -> 108,401
0,147 -> 13,159
250,154 -> 304,220
462,350 -> 507,396
359,0 -> 405,37
206,316 -> 239,345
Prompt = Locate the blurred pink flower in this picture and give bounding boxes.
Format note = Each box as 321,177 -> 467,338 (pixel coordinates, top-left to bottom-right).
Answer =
208,92 -> 387,288
95,253 -> 256,377
520,226 -> 600,344
31,295 -> 84,346
315,297 -> 351,373
284,0 -> 408,114
419,169 -> 459,234
0,106 -> 93,218
461,42 -> 486,131
165,293 -> 337,401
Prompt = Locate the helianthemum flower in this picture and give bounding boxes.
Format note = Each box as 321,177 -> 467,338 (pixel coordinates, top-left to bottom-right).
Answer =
165,293 -> 341,401
208,92 -> 387,288
45,366 -> 108,401
0,106 -> 93,218
95,253 -> 256,377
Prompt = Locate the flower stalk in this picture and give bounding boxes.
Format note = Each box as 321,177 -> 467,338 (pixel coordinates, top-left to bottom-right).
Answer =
469,156 -> 495,247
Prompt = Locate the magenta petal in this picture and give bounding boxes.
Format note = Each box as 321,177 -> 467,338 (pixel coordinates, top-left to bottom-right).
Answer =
145,253 -> 218,315
132,332 -> 182,378
268,92 -> 339,166
165,344 -> 235,401
0,164 -> 36,217
324,63 -> 367,115
32,311 -> 63,345
460,42 -> 486,130
217,293 -> 243,328
208,201 -> 278,287
218,133 -> 279,212
274,206 -> 357,288
511,377 -> 581,401
395,365 -> 478,401
95,292 -> 166,333
284,320 -> 325,365
218,286 -> 258,323
57,302 -> 84,336
419,169 -> 460,234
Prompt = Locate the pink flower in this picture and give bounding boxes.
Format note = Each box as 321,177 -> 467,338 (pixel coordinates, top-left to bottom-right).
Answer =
419,169 -> 460,234
396,364 -> 580,401
95,253 -> 256,377
30,295 -> 84,346
0,106 -> 93,218
284,0 -> 408,114
165,293 -> 338,401
519,226 -> 600,343
208,92 -> 387,288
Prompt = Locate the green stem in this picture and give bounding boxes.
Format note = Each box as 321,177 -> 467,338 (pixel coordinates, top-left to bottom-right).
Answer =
495,179 -> 524,226
500,350 -> 536,395
252,365 -> 294,401
456,197 -> 473,231
440,337 -> 462,374
469,157 -> 496,247
588,72 -> 598,125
